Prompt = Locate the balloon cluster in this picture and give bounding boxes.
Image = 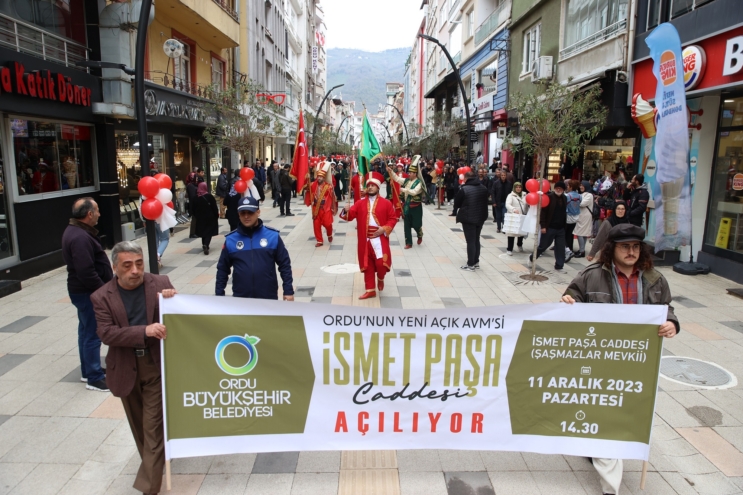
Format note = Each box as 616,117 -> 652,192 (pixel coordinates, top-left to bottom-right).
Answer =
329,154 -> 349,162
400,157 -> 411,166
524,178 -> 551,208
435,159 -> 444,175
456,166 -> 471,185
138,174 -> 177,231
234,167 -> 254,194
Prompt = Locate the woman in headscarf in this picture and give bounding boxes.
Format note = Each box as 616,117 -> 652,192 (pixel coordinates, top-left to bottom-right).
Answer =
186,172 -> 199,238
192,182 -> 219,255
572,180 -> 594,258
587,200 -> 629,261
504,182 -> 528,255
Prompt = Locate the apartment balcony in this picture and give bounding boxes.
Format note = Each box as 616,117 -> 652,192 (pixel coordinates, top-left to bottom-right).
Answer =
289,0 -> 304,15
286,22 -> 302,52
559,19 -> 627,61
474,0 -> 510,46
158,0 -> 240,47
0,13 -> 88,69
145,72 -> 215,99
285,59 -> 301,84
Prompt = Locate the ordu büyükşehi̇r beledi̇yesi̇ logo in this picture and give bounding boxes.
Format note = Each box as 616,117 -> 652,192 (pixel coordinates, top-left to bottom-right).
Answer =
215,334 -> 260,376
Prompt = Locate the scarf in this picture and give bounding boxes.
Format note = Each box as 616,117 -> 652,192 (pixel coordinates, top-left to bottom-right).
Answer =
608,202 -> 630,227
197,182 -> 208,197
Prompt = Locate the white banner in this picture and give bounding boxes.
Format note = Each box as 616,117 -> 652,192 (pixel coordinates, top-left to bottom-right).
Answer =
160,296 -> 666,461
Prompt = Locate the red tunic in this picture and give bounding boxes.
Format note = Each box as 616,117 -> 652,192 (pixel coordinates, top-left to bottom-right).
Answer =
304,180 -> 337,218
340,195 -> 397,272
351,174 -> 363,203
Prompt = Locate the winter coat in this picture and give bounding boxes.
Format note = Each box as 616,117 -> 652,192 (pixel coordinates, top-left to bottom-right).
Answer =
563,263 -> 679,333
215,173 -> 229,198
454,178 -> 489,225
61,220 -> 114,294
193,193 -> 219,237
505,191 -> 529,238
624,184 -> 650,226
491,178 -> 513,205
573,192 -> 594,237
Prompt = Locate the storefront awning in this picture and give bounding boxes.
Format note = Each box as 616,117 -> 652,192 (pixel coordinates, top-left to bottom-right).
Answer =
424,72 -> 458,99
492,109 -> 507,121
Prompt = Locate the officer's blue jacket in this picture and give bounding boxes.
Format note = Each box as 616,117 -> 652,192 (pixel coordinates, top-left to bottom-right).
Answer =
215,220 -> 294,299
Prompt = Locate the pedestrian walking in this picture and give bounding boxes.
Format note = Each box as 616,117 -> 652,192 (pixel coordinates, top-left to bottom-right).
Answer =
565,180 -> 581,255
61,197 -> 113,391
491,169 -> 513,232
279,164 -> 294,216
306,161 -> 337,247
561,223 -> 679,495
573,180 -> 595,258
505,182 -> 528,255
455,170 -> 489,271
192,182 -> 219,255
186,172 -> 199,238
215,196 -> 295,300
91,241 -> 176,495
528,181 -> 568,272
269,162 -> 281,207
444,165 -> 458,205
587,200 -> 629,261
423,162 -> 435,204
215,167 -> 229,218
388,156 -> 425,249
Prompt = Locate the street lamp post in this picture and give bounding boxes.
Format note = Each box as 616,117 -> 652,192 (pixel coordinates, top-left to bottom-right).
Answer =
311,84 -> 344,156
385,103 -> 410,148
335,115 -> 350,142
417,34 -> 472,166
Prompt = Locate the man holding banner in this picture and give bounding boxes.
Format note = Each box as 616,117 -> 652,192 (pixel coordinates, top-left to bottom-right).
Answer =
339,171 -> 398,299
92,241 -> 176,495
562,223 -> 679,495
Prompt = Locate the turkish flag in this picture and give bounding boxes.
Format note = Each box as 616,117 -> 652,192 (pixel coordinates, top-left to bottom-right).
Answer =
289,109 -> 309,194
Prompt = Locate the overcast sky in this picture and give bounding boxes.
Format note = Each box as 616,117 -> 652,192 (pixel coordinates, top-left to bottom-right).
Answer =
320,0 -> 425,51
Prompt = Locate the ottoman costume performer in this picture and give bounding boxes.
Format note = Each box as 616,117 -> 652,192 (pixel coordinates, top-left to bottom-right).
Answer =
350,171 -> 363,203
305,161 -> 337,246
388,155 -> 425,249
340,172 -> 398,299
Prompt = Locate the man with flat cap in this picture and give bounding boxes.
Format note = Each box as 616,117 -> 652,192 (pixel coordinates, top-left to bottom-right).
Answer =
561,223 -> 679,495
216,196 -> 294,300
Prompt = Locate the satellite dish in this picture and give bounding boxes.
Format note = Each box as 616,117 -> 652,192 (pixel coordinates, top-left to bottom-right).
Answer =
163,39 -> 184,59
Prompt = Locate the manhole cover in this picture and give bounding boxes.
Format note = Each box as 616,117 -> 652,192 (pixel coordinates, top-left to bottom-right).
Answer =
321,263 -> 360,274
660,357 -> 737,389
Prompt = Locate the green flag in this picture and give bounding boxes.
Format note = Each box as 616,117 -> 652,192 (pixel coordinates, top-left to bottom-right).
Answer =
358,112 -> 381,184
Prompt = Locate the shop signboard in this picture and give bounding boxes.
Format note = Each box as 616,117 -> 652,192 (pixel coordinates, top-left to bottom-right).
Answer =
161,295 -> 667,461
632,25 -> 743,99
470,94 -> 493,117
143,83 -> 216,126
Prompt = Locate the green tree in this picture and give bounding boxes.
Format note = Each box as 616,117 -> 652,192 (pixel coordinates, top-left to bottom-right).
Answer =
507,81 -> 607,277
418,111 -> 466,160
200,79 -> 284,163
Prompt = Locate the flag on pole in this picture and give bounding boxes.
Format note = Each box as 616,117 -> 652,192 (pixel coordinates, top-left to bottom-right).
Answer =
358,111 -> 381,186
289,109 -> 309,194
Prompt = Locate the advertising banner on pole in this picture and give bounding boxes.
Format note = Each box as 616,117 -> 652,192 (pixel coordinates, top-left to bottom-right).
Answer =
160,296 -> 666,461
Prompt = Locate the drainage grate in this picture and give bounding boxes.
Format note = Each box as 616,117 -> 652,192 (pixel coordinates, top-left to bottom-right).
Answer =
660,357 -> 736,389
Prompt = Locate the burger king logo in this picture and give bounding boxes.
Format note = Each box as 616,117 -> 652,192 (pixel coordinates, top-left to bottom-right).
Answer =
682,45 -> 706,91
733,173 -> 743,191
659,50 -> 677,86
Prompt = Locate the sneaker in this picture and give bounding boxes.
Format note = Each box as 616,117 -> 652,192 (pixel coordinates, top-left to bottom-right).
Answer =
286,213 -> 295,216
555,268 -> 568,274
565,253 -> 574,263
474,263 -> 480,269
86,379 -> 109,392
460,265 -> 475,272
517,246 -> 524,253
507,250 -> 513,256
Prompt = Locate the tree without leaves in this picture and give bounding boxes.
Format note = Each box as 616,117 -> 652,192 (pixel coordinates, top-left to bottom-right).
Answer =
413,111 -> 466,160
200,79 -> 285,161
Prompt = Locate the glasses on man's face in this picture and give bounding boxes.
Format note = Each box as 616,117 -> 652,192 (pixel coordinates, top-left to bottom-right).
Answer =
617,243 -> 641,252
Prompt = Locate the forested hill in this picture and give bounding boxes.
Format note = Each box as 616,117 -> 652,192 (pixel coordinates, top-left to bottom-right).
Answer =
327,47 -> 409,110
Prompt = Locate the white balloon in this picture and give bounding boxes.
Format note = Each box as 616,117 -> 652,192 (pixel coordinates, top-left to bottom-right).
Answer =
155,188 -> 173,204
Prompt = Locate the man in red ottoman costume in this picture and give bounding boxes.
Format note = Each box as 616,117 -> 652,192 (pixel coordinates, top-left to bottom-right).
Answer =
305,161 -> 337,247
340,172 -> 398,299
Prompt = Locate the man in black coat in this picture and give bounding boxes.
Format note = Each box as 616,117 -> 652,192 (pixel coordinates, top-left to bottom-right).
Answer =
529,181 -> 569,272
623,173 -> 650,227
279,165 -> 294,216
215,167 -> 229,218
454,171 -> 490,271
61,197 -> 113,391
490,170 -> 513,232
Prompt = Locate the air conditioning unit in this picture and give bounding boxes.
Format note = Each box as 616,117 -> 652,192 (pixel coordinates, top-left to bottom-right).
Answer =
531,56 -> 553,83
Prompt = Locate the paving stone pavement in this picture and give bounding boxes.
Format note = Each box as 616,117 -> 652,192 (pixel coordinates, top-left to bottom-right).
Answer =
1,194 -> 743,495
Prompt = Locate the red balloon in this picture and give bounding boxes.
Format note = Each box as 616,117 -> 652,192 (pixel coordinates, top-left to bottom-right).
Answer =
137,176 -> 160,198
240,167 -> 255,182
541,194 -> 550,208
540,179 -> 551,193
141,198 -> 163,220
525,179 -> 539,193
234,180 -> 248,193
166,201 -> 174,209
154,173 -> 172,190
525,192 -> 539,206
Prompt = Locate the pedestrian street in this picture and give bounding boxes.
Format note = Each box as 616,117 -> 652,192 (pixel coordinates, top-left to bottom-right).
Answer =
1,198 -> 742,495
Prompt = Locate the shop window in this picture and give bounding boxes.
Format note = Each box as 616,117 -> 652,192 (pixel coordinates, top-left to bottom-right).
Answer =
522,23 -> 541,75
705,96 -> 743,255
564,0 -> 628,50
467,11 -> 474,38
0,131 -> 15,262
115,132 -> 166,228
209,147 -> 223,195
12,118 -> 95,198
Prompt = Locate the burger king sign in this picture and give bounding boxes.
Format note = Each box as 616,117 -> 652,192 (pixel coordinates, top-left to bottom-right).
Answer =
682,45 -> 706,91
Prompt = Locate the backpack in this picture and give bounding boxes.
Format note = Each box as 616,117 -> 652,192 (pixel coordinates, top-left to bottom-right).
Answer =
566,191 -> 581,216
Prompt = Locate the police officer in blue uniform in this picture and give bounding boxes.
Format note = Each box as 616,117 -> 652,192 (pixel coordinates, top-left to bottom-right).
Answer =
216,196 -> 295,300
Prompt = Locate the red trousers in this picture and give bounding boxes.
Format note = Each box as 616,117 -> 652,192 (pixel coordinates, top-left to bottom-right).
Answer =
363,240 -> 389,290
313,210 -> 333,243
